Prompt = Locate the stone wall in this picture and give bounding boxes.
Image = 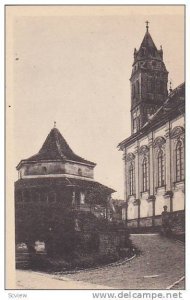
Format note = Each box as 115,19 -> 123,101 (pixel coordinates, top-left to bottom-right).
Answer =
99,230 -> 127,255
169,210 -> 185,235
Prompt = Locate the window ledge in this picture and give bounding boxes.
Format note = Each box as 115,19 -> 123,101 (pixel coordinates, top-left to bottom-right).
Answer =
140,190 -> 149,197
155,185 -> 166,193
173,181 -> 184,188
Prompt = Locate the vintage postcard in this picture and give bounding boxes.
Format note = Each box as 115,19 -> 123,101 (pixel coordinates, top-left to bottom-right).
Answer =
5,4 -> 185,294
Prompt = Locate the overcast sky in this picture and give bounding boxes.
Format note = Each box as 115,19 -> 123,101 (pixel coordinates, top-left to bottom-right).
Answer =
7,6 -> 184,198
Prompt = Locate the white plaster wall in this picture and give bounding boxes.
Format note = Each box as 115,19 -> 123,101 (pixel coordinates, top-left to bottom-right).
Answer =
148,202 -> 153,217
153,124 -> 166,139
127,196 -> 138,219
65,161 -> 94,178
140,197 -> 149,218
173,190 -> 185,211
171,115 -> 184,129
139,136 -> 148,147
134,205 -> 138,219
20,160 -> 94,179
155,187 -> 171,215
128,201 -> 135,220
155,194 -> 165,215
127,143 -> 136,154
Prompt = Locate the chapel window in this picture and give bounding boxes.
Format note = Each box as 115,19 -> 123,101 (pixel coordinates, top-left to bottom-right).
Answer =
158,149 -> 165,187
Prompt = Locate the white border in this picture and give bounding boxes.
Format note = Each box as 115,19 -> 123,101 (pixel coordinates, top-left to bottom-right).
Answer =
1,1 -> 189,299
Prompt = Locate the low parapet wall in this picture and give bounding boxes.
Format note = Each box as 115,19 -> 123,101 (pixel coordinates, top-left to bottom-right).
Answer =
127,210 -> 185,235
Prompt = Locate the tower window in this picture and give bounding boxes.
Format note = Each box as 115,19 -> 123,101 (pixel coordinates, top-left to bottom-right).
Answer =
158,150 -> 165,187
136,80 -> 140,94
176,141 -> 184,182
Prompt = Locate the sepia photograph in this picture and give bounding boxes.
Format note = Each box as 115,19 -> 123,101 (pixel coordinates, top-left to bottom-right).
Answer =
5,5 -> 185,291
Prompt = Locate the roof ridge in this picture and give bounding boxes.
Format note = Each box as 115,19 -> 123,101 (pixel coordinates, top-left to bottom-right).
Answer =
17,127 -> 96,168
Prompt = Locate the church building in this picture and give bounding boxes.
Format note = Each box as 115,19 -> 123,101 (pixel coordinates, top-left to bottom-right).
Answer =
118,23 -> 185,229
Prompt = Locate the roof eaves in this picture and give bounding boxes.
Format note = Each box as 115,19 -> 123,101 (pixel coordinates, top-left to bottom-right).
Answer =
65,159 -> 96,167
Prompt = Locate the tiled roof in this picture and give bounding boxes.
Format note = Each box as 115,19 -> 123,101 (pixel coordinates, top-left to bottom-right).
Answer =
144,82 -> 185,125
15,177 -> 116,194
118,82 -> 185,150
17,127 -> 96,168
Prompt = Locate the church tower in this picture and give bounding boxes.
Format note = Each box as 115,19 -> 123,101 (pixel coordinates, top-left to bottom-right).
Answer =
130,21 -> 168,134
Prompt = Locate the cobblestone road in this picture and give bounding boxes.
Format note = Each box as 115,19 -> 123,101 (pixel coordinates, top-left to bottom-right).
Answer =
59,234 -> 185,289
16,234 -> 185,289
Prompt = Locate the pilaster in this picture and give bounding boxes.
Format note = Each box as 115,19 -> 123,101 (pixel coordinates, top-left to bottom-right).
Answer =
148,132 -> 154,195
134,142 -> 139,199
165,123 -> 171,191
123,149 -> 127,201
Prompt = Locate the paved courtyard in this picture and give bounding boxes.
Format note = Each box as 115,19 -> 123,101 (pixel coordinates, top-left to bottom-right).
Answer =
16,234 -> 185,289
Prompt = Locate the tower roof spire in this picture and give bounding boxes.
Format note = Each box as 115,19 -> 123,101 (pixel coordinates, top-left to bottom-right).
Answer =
133,22 -> 164,63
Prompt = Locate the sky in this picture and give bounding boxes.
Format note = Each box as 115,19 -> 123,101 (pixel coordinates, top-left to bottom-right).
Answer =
7,5 -> 184,198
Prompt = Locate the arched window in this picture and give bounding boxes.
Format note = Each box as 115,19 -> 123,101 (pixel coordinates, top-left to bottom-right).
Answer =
142,157 -> 148,192
158,150 -> 165,187
176,140 -> 184,182
129,162 -> 134,195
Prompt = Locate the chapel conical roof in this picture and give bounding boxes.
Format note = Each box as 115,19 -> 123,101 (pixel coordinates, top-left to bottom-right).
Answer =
16,127 -> 96,169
